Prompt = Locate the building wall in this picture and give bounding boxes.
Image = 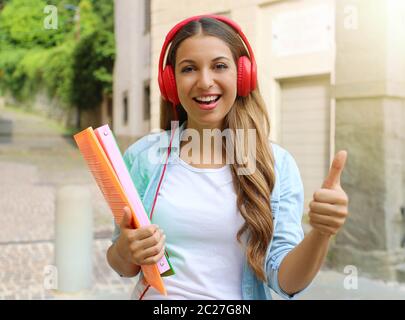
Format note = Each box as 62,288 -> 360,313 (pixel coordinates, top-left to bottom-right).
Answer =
329,0 -> 405,280
113,0 -> 151,147
258,0 -> 335,211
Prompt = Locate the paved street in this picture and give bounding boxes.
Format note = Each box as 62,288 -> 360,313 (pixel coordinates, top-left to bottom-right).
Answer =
1,105 -> 405,300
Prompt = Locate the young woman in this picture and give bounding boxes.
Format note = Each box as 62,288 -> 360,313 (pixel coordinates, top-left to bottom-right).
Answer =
106,15 -> 349,300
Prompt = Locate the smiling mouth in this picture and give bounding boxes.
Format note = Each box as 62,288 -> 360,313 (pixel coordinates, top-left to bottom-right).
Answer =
192,96 -> 221,105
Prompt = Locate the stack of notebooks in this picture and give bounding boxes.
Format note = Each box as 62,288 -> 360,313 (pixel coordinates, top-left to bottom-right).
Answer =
74,124 -> 174,296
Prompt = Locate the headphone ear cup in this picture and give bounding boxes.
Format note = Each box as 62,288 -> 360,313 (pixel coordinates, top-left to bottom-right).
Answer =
162,65 -> 180,105
237,56 -> 252,97
158,68 -> 167,101
251,61 -> 257,92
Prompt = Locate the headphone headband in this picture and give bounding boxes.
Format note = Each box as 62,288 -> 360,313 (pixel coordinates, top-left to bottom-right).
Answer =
158,14 -> 256,84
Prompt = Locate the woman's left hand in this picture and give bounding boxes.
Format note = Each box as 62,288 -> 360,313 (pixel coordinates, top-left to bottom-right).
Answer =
308,151 -> 349,237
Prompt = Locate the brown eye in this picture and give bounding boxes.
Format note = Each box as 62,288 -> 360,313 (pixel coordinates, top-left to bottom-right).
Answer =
181,66 -> 194,73
215,63 -> 228,70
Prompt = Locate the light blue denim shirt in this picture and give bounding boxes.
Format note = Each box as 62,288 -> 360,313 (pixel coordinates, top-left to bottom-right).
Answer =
112,122 -> 311,300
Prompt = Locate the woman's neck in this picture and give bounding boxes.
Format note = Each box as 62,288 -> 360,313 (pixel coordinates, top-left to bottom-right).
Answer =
180,119 -> 226,168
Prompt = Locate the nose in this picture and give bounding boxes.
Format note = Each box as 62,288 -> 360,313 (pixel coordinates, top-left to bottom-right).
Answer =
196,69 -> 214,90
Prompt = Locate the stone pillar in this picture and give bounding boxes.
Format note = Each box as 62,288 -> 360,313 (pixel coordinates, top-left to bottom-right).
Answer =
329,0 -> 405,280
55,185 -> 93,292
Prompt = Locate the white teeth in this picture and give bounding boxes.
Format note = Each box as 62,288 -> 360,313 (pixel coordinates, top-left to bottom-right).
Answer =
194,95 -> 219,102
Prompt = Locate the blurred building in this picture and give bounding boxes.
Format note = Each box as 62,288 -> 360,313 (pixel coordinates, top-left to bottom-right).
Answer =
114,0 -> 405,282
113,0 -> 152,148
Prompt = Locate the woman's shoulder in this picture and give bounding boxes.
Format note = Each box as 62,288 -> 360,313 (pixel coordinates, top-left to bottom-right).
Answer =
269,141 -> 286,161
269,141 -> 298,172
269,141 -> 302,190
124,122 -> 186,166
123,129 -> 171,164
122,130 -> 172,192
268,142 -> 303,209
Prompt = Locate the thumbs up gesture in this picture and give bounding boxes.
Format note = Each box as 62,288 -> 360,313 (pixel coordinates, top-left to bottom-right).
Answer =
308,151 -> 349,237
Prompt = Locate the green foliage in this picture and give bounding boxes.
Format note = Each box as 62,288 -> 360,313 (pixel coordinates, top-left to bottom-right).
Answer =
0,48 -> 27,97
71,27 -> 114,110
0,0 -> 76,48
42,42 -> 75,103
10,48 -> 47,99
0,0 -> 115,119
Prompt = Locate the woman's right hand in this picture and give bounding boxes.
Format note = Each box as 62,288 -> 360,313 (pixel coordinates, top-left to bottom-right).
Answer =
115,206 -> 166,266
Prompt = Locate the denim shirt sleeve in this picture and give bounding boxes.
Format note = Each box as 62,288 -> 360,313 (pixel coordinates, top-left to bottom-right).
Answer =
266,145 -> 311,300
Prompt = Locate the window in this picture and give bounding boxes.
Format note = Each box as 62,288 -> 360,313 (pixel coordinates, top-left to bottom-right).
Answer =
144,0 -> 151,34
143,81 -> 151,121
107,96 -> 113,128
123,91 -> 129,125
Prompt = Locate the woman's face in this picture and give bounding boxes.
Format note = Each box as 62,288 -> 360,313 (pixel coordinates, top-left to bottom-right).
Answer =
174,34 -> 238,130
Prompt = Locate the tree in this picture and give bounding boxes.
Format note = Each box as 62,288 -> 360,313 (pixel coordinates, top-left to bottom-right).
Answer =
0,0 -> 115,129
69,0 -> 114,128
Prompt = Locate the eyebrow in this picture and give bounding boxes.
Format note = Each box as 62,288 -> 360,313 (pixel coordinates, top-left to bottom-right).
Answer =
178,56 -> 231,65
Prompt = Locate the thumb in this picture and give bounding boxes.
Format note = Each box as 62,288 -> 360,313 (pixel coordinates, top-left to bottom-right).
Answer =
322,150 -> 347,189
120,206 -> 133,229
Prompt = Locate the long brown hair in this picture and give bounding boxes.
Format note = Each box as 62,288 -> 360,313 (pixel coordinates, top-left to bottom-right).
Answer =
160,17 -> 275,283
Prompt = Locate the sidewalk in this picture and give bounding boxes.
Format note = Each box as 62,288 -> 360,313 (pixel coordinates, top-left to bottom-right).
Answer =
1,105 -> 405,300
276,268 -> 405,300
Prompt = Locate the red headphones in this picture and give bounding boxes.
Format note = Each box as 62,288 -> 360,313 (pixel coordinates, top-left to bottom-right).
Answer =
158,14 -> 258,106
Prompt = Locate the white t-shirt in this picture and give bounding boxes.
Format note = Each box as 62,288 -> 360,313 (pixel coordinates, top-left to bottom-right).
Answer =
141,154 -> 246,300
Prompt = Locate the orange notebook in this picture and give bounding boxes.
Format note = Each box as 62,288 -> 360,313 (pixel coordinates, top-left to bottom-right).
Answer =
74,127 -> 167,296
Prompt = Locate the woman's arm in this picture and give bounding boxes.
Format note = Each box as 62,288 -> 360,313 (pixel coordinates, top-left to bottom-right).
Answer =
278,230 -> 331,295
278,151 -> 349,296
106,241 -> 141,278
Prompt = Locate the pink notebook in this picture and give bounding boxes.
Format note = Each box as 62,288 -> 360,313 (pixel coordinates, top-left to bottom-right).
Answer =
94,125 -> 174,276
